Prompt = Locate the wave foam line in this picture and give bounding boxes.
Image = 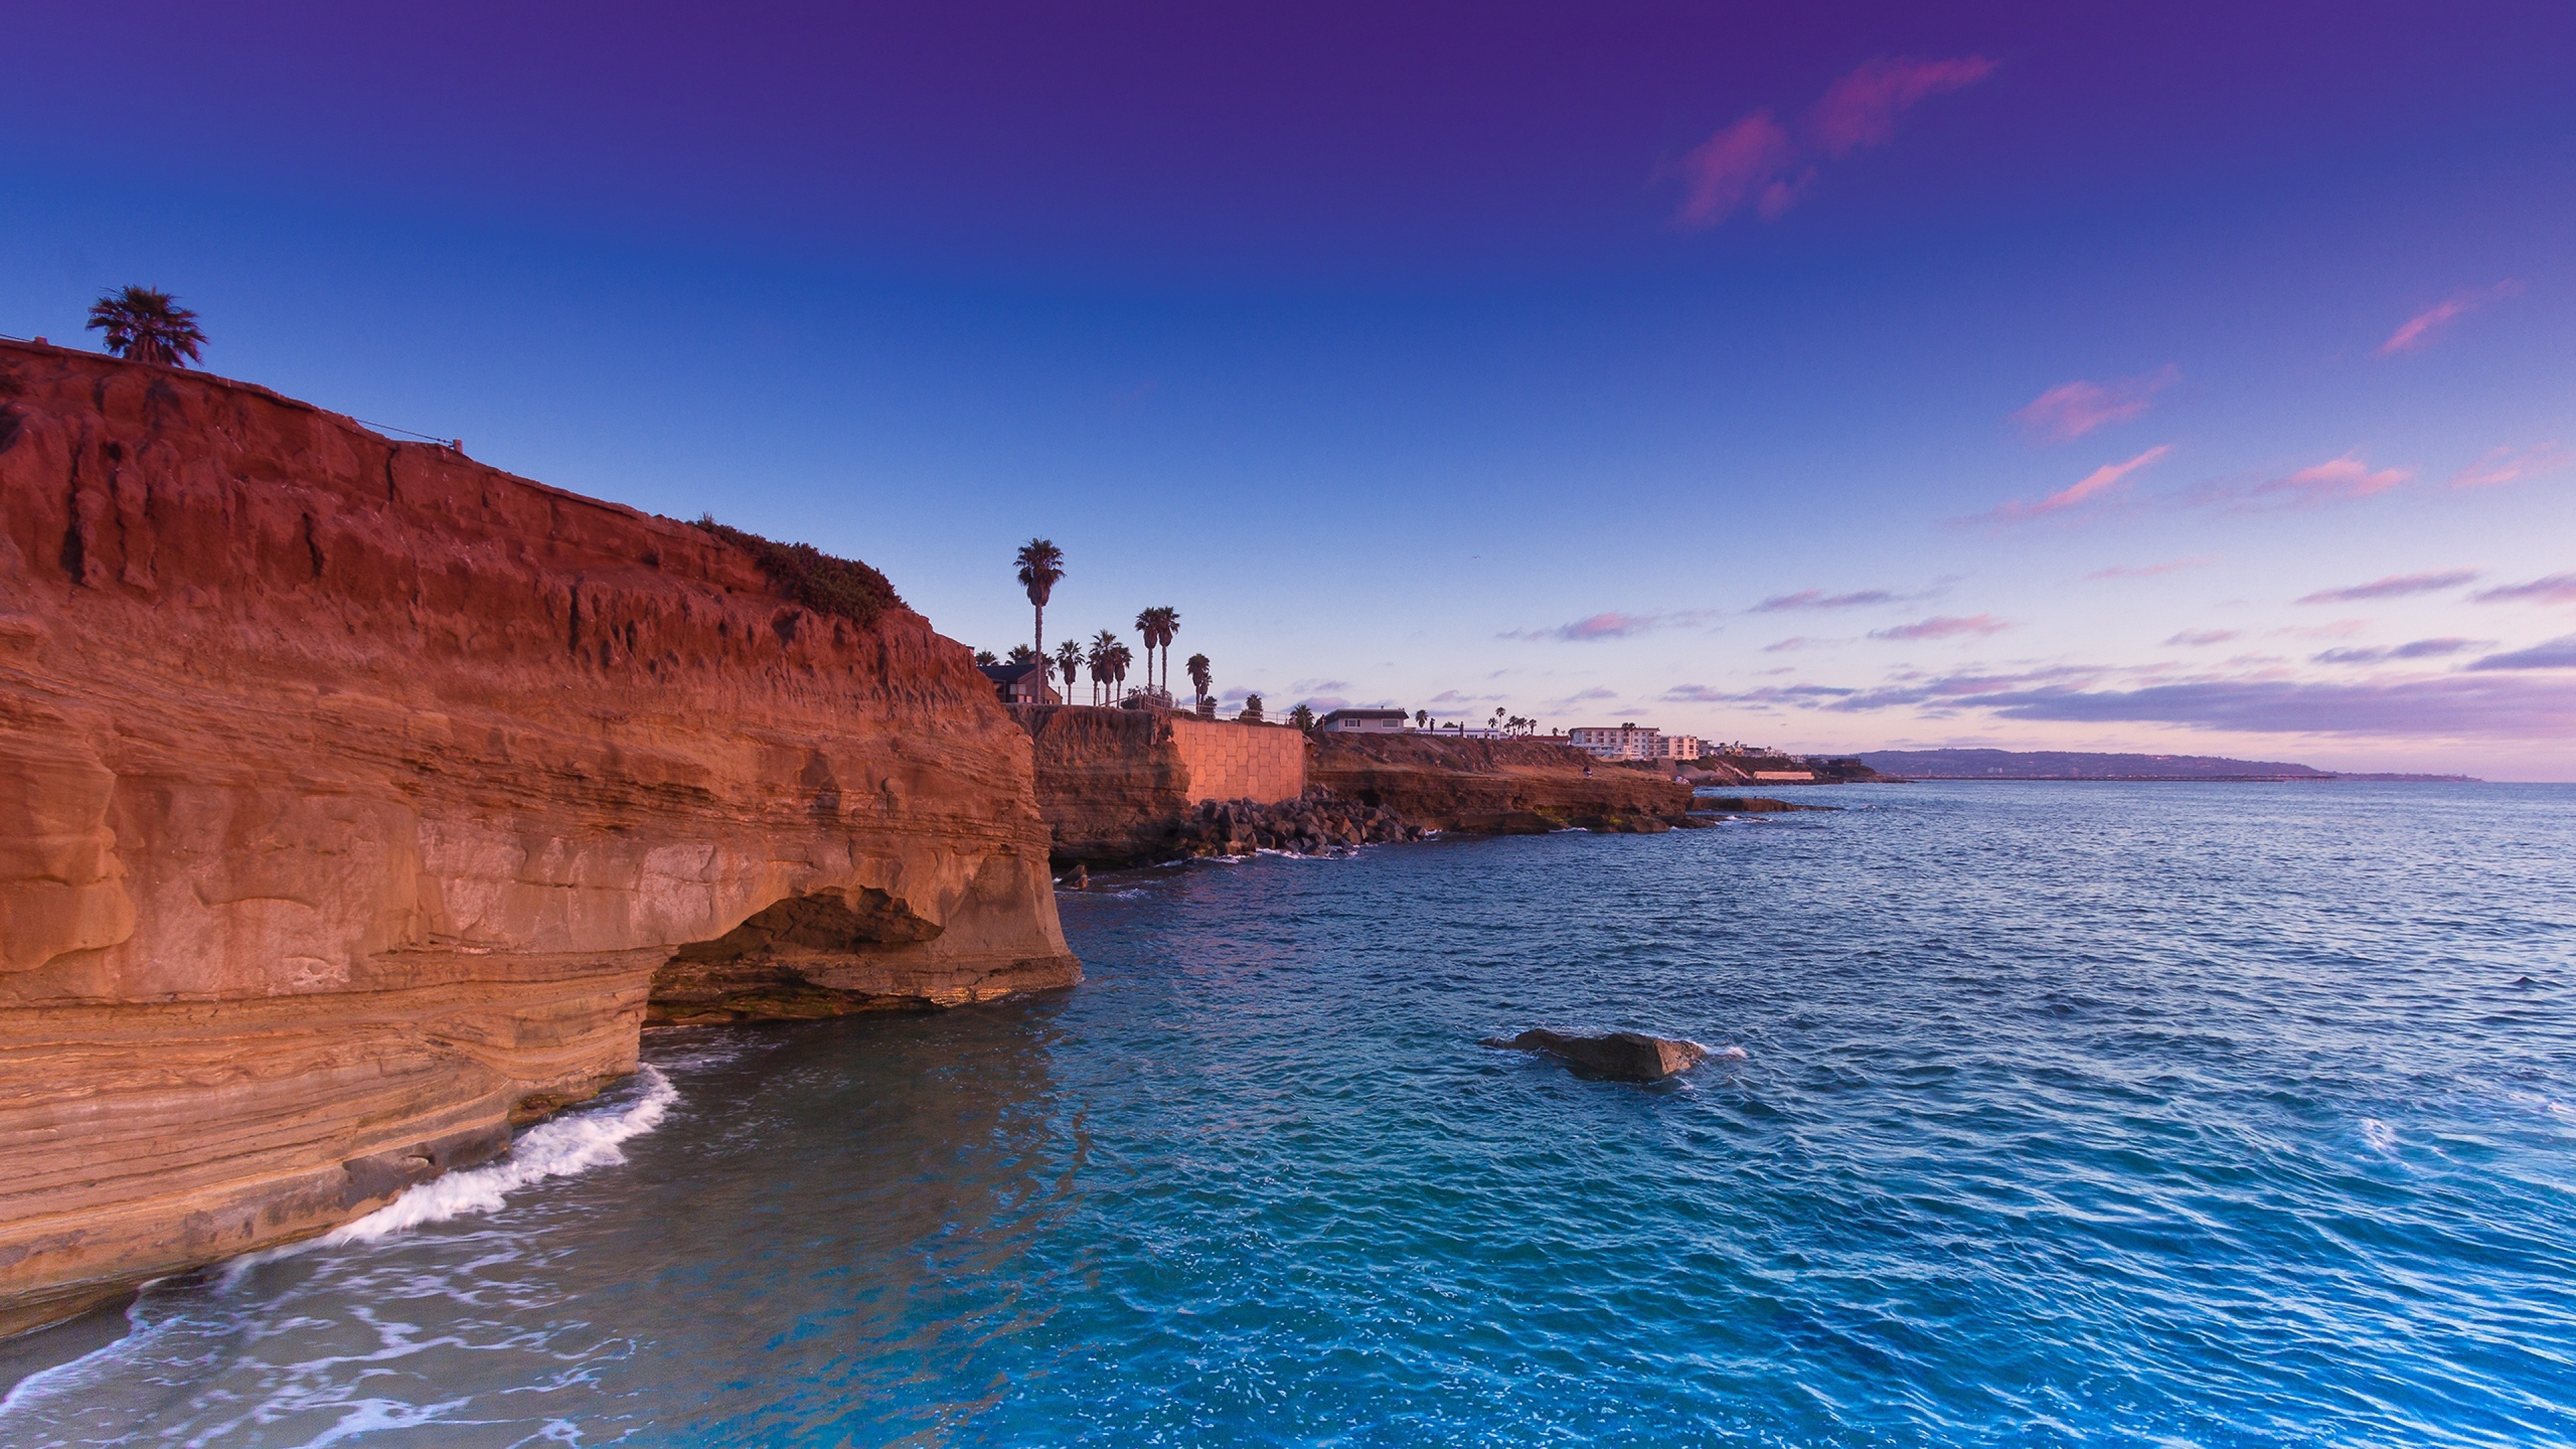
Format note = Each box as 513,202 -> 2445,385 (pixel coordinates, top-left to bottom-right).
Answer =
323,1064 -> 677,1246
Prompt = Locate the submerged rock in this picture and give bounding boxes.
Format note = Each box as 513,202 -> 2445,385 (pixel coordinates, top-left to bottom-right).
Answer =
1483,1028 -> 1709,1082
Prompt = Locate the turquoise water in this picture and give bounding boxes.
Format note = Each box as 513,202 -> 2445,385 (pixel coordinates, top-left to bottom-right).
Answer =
6,783 -> 2574,1446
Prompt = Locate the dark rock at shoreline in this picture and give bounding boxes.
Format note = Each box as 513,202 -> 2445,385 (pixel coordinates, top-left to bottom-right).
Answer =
1177,790 -> 1423,857
1687,796 -> 1836,814
1482,1029 -> 1709,1082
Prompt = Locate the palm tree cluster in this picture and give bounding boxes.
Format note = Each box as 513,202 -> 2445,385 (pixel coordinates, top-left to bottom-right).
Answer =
1133,606 -> 1181,697
1083,629 -> 1134,705
86,286 -> 205,367
1006,541 -> 1204,710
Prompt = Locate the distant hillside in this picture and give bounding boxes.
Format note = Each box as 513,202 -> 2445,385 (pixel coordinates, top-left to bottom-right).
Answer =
1858,749 -> 2475,782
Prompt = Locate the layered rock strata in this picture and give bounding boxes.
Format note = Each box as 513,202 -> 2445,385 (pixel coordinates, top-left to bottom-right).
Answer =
0,341 -> 1077,1334
1307,734 -> 1695,834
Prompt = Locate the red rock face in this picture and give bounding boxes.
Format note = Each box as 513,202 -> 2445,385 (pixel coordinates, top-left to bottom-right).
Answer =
0,342 -> 1077,1334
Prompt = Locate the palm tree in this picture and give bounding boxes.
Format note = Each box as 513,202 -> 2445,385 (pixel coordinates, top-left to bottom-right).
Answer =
1108,640 -> 1134,702
1414,710 -> 1428,731
86,286 -> 205,367
1133,606 -> 1179,693
1240,692 -> 1265,724
1088,629 -> 1120,705
974,649 -> 998,666
1054,639 -> 1083,703
1014,539 -> 1065,658
1008,643 -> 1038,664
1185,652 -> 1212,707
1289,703 -> 1316,733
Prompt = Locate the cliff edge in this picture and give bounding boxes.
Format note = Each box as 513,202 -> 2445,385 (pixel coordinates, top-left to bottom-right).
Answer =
1309,733 -> 1694,833
0,341 -> 1077,1334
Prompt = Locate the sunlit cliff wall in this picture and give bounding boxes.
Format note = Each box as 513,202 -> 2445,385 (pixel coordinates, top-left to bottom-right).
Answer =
0,341 -> 1077,1334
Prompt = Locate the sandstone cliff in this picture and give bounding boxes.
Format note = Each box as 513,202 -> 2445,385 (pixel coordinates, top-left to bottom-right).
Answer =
1010,705 -> 1309,866
1308,734 -> 1695,833
0,341 -> 1077,1334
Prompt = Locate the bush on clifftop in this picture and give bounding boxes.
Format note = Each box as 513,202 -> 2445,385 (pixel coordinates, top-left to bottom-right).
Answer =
693,515 -> 903,625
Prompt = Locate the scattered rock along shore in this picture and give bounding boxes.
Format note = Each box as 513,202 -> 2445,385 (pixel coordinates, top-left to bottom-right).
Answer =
0,342 -> 1077,1336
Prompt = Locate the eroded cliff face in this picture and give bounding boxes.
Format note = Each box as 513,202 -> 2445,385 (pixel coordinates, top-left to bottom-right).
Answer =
0,342 -> 1077,1334
1308,735 -> 1695,833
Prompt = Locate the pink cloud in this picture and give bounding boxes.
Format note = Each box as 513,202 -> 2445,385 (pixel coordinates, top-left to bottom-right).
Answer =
2012,366 -> 2179,443
1870,614 -> 2011,641
1501,608 -> 1715,642
1666,55 -> 1994,229
1668,111 -> 1798,229
2475,573 -> 2576,606
2247,455 -> 2410,507
2375,281 -> 2522,356
2165,629 -> 2239,646
2298,569 -> 2478,604
2451,442 -> 2571,489
1974,445 -> 2173,523
1808,56 -> 2000,157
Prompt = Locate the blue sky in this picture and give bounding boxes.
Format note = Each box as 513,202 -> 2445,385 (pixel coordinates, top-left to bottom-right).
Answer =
7,3 -> 2572,775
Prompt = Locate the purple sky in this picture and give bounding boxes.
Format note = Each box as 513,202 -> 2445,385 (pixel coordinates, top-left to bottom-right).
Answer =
8,3 -> 2574,775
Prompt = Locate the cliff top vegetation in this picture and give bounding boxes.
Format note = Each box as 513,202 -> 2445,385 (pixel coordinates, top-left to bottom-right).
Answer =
693,515 -> 903,625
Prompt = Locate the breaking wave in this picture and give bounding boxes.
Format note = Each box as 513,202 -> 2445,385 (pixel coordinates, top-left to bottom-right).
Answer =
322,1065 -> 678,1245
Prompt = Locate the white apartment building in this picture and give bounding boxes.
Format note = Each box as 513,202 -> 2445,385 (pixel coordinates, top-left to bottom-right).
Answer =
1566,723 -> 1660,760
1567,724 -> 1707,763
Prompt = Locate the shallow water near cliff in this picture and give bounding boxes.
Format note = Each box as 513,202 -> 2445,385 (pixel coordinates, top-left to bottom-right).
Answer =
7,782 -> 2576,1446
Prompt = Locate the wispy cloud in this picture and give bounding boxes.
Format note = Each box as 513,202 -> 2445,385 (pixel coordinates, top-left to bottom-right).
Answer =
2165,629 -> 2239,647
2297,569 -> 2477,604
1666,55 -> 1994,229
2375,282 -> 2522,357
1750,588 -> 1912,612
2474,573 -> 2576,606
2312,638 -> 2481,664
1971,445 -> 2171,524
2092,557 -> 2214,580
2451,443 -> 2571,489
1978,675 -> 2576,737
2468,635 -> 2576,671
2227,454 -> 2410,511
1869,614 -> 2010,642
1678,661 -> 2576,739
1762,636 -> 1819,652
1558,686 -> 1621,703
2012,366 -> 2179,443
1668,112 -> 1802,227
1500,609 -> 1713,642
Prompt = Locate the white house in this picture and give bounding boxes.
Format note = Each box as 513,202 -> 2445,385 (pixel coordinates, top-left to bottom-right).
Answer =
1316,707 -> 1408,733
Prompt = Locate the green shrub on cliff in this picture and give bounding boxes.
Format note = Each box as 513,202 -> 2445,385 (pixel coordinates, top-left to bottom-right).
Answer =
693,516 -> 902,625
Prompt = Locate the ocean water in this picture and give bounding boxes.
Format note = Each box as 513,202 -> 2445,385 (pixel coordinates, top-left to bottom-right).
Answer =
6,782 -> 2575,1447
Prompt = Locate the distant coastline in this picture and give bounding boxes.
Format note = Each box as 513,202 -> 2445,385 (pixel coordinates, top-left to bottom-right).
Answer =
1858,748 -> 2478,784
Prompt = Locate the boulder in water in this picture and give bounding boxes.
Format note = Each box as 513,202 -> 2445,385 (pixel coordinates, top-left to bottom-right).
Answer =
1482,1028 -> 1708,1082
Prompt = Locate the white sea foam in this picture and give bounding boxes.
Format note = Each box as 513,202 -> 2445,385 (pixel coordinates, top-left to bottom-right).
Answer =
321,1065 -> 677,1246
2359,1118 -> 2399,1155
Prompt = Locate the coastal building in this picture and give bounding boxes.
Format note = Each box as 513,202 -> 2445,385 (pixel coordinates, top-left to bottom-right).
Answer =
1566,723 -> 1662,761
1316,708 -> 1407,733
979,660 -> 1060,706
1654,734 -> 1703,762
